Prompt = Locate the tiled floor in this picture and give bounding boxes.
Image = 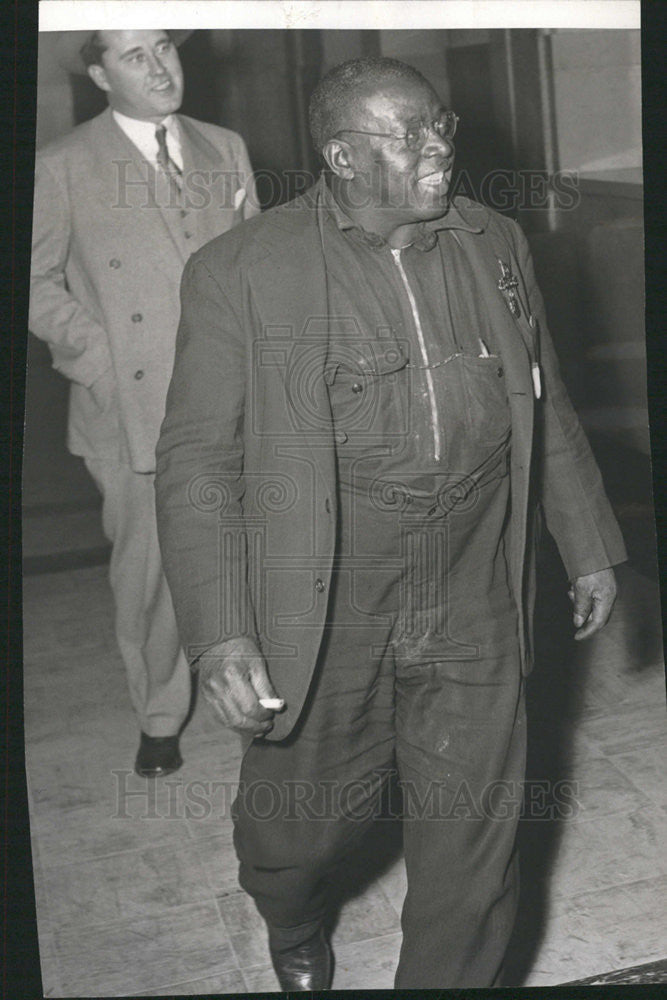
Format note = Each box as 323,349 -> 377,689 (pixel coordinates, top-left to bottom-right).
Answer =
24,550 -> 666,995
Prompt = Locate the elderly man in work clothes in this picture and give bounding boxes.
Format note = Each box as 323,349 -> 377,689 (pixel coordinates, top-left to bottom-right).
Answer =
155,57 -> 626,987
29,29 -> 258,776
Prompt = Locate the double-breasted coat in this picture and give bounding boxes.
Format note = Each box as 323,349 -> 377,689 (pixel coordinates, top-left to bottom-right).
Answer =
29,106 -> 259,472
155,185 -> 627,741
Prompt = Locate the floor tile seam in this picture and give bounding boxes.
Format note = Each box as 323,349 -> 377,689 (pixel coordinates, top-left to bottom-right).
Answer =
554,797 -> 655,823
133,969 -> 246,996
525,944 -> 665,983
590,765 -> 667,803
553,800 -> 666,829
384,896 -> 403,922
26,788 -> 133,818
42,883 -> 224,938
213,895 -> 259,975
34,831 -> 201,869
240,964 -> 278,991
547,879 -> 667,907
575,703 -> 667,726
524,859 -> 667,896
36,835 -> 216,883
35,925 -> 68,997
547,871 -> 667,905
240,927 -> 404,974
196,843 -> 240,898
602,747 -> 667,785
371,881 -> 403,924
52,897 -> 237,948
26,791 -> 158,816
29,793 -> 195,823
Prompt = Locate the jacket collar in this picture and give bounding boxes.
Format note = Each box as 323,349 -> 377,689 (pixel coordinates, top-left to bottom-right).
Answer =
319,174 -> 486,251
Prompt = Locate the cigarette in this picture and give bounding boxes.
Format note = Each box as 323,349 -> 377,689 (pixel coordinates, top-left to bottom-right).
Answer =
259,698 -> 285,711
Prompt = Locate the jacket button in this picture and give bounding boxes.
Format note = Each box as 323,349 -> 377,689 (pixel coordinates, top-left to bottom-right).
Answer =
351,382 -> 363,394
109,258 -> 121,269
131,313 -> 143,323
314,578 -> 325,593
134,370 -> 145,380
497,366 -> 504,377
184,231 -> 192,240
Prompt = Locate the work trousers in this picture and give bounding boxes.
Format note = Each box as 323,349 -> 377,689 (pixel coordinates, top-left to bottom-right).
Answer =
85,458 -> 191,736
233,488 -> 526,988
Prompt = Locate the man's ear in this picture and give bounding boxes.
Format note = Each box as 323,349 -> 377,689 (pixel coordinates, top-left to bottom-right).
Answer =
321,138 -> 356,180
87,63 -> 111,93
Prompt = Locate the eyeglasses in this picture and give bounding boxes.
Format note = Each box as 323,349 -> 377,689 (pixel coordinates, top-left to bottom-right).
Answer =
334,110 -> 459,151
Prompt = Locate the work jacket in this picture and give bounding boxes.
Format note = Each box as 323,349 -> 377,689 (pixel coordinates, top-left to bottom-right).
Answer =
155,186 -> 627,741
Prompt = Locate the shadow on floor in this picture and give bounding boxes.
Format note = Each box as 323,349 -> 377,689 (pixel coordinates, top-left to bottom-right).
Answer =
502,521 -> 662,985
325,777 -> 404,936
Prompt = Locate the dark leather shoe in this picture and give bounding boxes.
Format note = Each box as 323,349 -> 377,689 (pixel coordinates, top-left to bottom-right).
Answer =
134,733 -> 183,778
269,927 -> 333,991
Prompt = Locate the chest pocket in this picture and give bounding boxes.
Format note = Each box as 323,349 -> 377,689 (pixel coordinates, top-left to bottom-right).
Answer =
457,353 -> 511,447
324,339 -> 409,442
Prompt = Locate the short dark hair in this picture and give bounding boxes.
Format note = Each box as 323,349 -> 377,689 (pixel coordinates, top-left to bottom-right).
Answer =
308,56 -> 431,152
80,31 -> 108,69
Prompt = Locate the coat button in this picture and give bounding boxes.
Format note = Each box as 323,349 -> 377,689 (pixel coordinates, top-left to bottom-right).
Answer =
314,578 -> 325,593
131,313 -> 143,323
497,366 -> 504,377
184,231 -> 192,239
134,370 -> 145,380
351,382 -> 363,394
109,258 -> 121,268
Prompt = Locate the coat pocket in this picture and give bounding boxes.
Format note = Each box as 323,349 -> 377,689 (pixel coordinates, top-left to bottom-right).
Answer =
460,354 -> 512,446
324,340 -> 409,442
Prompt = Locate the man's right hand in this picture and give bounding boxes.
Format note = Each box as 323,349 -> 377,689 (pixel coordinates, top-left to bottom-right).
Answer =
198,636 -> 281,737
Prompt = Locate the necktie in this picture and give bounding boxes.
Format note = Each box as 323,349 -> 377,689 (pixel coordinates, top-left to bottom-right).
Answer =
155,124 -> 182,194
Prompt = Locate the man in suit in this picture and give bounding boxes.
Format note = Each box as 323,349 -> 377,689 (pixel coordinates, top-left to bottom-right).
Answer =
29,29 -> 259,777
155,57 -> 626,987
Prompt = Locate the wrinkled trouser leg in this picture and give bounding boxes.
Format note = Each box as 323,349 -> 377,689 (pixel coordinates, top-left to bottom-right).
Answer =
232,567 -> 396,950
394,651 -> 525,987
233,492 -> 525,984
85,458 -> 192,736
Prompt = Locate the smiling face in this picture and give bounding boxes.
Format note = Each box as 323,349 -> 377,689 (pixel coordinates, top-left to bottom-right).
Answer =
335,75 -> 456,231
87,30 -> 184,122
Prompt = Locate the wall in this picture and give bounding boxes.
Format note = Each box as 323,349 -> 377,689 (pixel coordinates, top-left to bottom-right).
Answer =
35,33 -> 75,149
550,29 -> 642,175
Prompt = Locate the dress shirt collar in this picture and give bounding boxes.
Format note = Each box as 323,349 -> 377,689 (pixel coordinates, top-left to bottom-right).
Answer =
318,174 -> 484,252
112,110 -> 183,170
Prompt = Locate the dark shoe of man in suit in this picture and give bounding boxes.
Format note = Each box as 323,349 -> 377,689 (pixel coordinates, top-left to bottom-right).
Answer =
269,927 -> 333,990
135,733 -> 183,778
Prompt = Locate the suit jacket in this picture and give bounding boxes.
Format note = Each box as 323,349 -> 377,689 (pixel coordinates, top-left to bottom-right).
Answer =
155,185 -> 627,741
29,106 -> 259,472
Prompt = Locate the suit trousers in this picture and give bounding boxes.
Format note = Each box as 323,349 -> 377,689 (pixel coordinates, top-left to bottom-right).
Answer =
85,458 -> 191,736
232,490 -> 526,988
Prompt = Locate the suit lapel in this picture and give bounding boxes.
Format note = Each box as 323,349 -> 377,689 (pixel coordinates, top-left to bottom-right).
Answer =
451,226 -> 536,632
177,114 -> 248,248
90,109 -> 186,267
452,227 -> 535,435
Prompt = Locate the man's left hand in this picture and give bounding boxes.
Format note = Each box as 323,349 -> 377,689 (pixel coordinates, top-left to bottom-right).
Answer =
568,568 -> 617,641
